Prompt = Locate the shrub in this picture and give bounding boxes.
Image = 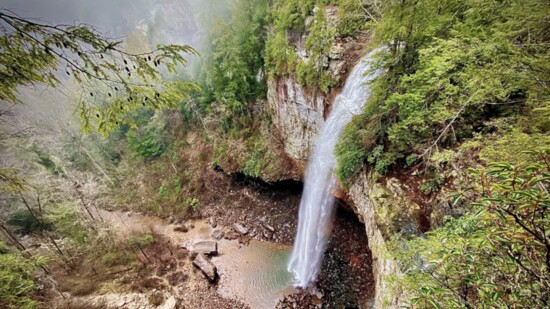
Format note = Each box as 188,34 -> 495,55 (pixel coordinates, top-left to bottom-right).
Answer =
392,151 -> 550,308
8,209 -> 51,234
126,117 -> 168,159
419,174 -> 443,195
0,244 -> 40,309
101,252 -> 136,267
185,197 -> 200,211
46,203 -> 89,245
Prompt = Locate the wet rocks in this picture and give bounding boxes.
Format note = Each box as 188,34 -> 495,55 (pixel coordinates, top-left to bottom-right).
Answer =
224,231 -> 240,240
190,240 -> 218,257
208,217 -> 217,228
263,231 -> 273,239
192,253 -> 217,282
173,225 -> 188,233
162,296 -> 177,309
211,230 -> 224,240
233,223 -> 249,235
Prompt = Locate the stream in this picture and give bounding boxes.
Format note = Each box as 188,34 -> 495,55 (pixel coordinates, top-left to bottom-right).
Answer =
96,190 -> 374,309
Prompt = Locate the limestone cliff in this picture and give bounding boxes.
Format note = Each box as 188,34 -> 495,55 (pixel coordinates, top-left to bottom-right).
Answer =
267,78 -> 326,164
348,171 -> 408,308
264,5 -> 407,308
268,68 -> 408,309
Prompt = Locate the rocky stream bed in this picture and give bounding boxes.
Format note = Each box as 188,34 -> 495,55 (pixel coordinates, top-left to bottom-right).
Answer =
42,173 -> 374,308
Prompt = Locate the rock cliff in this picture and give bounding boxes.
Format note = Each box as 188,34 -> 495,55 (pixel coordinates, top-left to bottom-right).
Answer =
266,37 -> 407,309
348,171 -> 407,308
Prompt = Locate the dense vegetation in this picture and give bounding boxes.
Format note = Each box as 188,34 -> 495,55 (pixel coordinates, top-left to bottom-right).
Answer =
265,0 -> 373,92
199,0 -> 268,128
392,153 -> 549,307
0,241 -> 42,309
335,0 -> 550,183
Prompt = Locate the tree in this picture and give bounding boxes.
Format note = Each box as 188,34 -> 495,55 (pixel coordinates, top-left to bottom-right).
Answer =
0,10 -> 198,133
392,150 -> 550,308
0,10 -> 199,192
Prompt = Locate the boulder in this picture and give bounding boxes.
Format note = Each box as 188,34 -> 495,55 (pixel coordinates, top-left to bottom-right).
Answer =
173,225 -> 188,233
233,223 -> 249,235
190,240 -> 217,257
212,230 -> 224,240
261,222 -> 275,233
162,296 -> 177,309
209,217 -> 217,228
193,253 -> 217,282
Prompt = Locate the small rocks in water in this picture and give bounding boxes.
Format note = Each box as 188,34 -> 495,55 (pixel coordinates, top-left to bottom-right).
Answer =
162,296 -> 177,309
209,217 -> 217,228
173,225 -> 188,233
190,240 -> 218,257
212,230 -> 224,240
233,223 -> 249,235
314,290 -> 323,299
192,253 -> 217,282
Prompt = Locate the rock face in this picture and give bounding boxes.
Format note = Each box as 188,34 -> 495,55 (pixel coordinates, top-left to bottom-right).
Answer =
348,170 -> 408,308
190,240 -> 218,257
267,77 -> 325,162
266,12 -> 366,167
193,253 -> 217,282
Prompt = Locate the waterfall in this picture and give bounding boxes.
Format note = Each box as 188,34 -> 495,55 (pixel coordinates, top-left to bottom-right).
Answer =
288,49 -> 381,288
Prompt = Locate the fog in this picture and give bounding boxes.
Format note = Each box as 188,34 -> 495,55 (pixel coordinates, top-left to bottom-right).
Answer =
1,0 -> 232,56
0,0 -> 233,167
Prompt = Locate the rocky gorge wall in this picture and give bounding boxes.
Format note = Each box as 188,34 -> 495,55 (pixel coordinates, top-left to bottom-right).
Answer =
348,171 -> 406,308
269,78 -> 408,308
268,72 -> 408,308
265,25 -> 407,309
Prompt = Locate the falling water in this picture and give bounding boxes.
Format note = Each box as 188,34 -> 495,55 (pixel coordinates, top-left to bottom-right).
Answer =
288,49 -> 381,288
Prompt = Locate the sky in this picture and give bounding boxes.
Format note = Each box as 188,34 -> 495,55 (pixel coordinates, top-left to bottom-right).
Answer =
1,0 -> 154,36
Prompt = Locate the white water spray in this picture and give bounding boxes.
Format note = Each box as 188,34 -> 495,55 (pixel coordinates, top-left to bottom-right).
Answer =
288,49 -> 381,288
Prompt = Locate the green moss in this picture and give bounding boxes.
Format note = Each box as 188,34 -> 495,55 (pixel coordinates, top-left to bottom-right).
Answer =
266,0 -> 343,93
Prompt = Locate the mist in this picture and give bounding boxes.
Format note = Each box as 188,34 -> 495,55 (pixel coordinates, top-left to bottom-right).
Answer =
0,0 -> 234,173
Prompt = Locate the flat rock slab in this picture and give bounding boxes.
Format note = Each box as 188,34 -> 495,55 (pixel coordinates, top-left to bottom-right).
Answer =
190,240 -> 218,257
212,230 -> 224,240
233,223 -> 249,235
193,253 -> 217,282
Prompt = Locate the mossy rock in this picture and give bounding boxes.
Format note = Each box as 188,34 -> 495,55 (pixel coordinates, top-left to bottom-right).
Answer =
370,179 -> 421,238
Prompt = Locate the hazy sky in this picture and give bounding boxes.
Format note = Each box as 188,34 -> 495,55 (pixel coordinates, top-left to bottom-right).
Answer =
1,0 -> 154,36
